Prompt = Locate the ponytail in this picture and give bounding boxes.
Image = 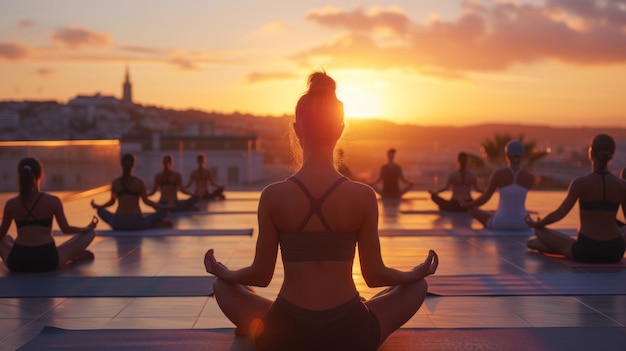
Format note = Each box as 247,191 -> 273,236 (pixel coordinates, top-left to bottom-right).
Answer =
17,157 -> 42,199
590,134 -> 615,171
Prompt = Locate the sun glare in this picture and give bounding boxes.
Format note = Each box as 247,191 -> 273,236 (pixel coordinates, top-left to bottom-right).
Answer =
337,84 -> 381,119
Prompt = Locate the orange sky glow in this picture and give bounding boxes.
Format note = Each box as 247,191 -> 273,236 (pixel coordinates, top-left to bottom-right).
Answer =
2,1 -> 626,127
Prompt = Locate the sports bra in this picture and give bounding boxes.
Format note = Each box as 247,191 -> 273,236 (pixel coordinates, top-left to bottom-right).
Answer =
579,171 -> 620,211
116,177 -> 140,197
278,176 -> 357,263
15,193 -> 53,229
159,172 -> 178,186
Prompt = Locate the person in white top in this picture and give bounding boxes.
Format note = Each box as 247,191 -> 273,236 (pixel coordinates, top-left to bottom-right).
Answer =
464,140 -> 535,230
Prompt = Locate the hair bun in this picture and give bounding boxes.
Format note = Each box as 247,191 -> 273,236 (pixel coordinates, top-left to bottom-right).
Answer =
307,72 -> 336,95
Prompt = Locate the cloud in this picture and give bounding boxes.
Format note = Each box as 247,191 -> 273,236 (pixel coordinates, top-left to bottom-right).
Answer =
0,42 -> 32,60
307,7 -> 410,37
254,21 -> 287,36
51,26 -> 112,49
246,71 -> 298,83
294,1 -> 626,77
36,67 -> 55,76
117,44 -> 167,55
167,56 -> 200,70
17,19 -> 35,28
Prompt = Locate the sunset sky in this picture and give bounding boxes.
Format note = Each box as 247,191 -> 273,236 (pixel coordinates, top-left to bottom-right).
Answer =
2,0 -> 626,127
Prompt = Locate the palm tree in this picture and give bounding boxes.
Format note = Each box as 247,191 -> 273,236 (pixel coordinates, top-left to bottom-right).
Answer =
480,133 -> 548,169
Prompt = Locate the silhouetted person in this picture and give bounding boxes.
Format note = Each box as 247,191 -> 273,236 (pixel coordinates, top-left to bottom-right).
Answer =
91,153 -> 172,230
526,134 -> 626,263
1,157 -> 96,272
204,72 -> 437,351
148,154 -> 198,212
185,153 -> 226,200
429,152 -> 482,212
369,148 -> 414,199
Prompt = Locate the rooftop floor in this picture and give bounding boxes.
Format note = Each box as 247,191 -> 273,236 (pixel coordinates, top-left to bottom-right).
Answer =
1,190 -> 626,350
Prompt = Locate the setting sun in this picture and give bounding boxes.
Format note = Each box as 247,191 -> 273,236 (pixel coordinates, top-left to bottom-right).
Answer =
337,84 -> 381,119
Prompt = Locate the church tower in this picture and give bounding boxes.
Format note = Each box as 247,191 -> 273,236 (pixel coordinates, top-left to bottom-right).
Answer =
122,65 -> 132,104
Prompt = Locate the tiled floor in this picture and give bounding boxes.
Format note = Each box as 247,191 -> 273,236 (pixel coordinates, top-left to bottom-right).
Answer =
1,190 -> 625,350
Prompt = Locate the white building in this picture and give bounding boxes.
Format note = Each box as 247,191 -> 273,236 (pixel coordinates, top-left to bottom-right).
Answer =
0,110 -> 19,130
120,134 -> 264,189
0,140 -> 120,192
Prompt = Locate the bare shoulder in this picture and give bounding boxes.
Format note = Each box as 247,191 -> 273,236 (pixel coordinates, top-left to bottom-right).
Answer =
521,169 -> 535,180
342,179 -> 378,202
42,193 -> 62,207
259,180 -> 293,204
4,196 -> 20,208
491,167 -> 509,179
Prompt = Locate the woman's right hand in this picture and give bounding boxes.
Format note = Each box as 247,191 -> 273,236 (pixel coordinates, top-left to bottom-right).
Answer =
413,250 -> 438,279
86,216 -> 98,231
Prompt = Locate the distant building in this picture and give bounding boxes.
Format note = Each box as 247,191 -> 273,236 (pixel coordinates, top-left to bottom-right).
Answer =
122,65 -> 132,105
68,93 -> 120,107
0,140 -> 120,192
0,110 -> 19,131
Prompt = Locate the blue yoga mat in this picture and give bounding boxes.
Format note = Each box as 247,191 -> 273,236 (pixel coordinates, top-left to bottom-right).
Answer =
18,326 -> 626,351
0,276 -> 215,297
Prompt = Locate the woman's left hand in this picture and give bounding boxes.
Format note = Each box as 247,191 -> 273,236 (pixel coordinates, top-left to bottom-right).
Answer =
525,214 -> 541,228
204,249 -> 228,277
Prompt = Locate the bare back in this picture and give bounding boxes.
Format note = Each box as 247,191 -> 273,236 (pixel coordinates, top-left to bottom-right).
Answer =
111,176 -> 146,215
575,172 -> 626,240
264,176 -> 374,310
190,168 -> 211,194
4,193 -> 60,246
449,169 -> 477,202
155,171 -> 183,202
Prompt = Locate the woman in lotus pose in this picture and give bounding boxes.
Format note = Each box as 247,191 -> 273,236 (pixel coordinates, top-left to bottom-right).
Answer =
0,157 -> 97,272
204,72 -> 438,351
148,154 -> 198,212
526,134 -> 626,263
465,140 -> 535,230
91,153 -> 172,230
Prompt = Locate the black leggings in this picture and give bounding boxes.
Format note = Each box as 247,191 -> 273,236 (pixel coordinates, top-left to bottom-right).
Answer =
7,242 -> 59,272
430,193 -> 469,212
572,234 -> 625,263
256,294 -> 381,351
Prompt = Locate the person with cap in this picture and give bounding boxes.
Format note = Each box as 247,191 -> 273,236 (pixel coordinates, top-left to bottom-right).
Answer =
464,140 -> 535,230
369,148 -> 414,199
428,151 -> 482,212
526,134 -> 626,263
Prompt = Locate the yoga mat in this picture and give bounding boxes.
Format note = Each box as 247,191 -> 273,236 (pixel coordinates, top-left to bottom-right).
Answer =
168,210 -> 257,216
427,273 -> 626,296
18,326 -> 250,351
533,252 -> 626,268
0,276 -> 215,297
378,327 -> 626,351
53,228 -> 253,237
401,209 -> 539,215
378,228 -> 546,237
19,326 -> 626,351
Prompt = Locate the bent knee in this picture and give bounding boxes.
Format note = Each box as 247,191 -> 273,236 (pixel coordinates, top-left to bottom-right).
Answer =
82,230 -> 96,240
415,278 -> 428,294
212,277 -> 236,297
